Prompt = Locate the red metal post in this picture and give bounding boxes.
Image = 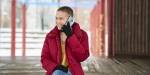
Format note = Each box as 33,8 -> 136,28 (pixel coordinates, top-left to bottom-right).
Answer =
22,4 -> 26,57
11,0 -> 16,58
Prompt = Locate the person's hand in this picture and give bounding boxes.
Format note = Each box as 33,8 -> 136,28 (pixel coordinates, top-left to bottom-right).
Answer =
61,22 -> 72,37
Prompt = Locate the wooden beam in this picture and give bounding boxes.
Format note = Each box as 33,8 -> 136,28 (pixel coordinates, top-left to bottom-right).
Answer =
11,0 -> 16,58
22,4 -> 26,57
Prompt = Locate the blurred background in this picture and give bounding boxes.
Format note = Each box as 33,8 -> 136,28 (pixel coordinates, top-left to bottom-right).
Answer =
0,0 -> 150,75
0,0 -> 105,57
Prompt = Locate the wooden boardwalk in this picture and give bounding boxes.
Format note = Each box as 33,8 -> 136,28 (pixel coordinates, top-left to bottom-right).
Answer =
0,57 -> 150,75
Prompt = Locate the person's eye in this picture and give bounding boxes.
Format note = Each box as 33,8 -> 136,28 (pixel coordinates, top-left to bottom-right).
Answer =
60,18 -> 63,20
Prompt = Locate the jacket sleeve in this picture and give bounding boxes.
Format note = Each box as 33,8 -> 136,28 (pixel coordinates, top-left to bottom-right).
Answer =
67,31 -> 89,62
41,35 -> 57,73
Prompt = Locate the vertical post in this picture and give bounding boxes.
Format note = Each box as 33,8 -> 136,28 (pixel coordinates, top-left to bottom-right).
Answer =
22,4 -> 26,57
0,0 -> 1,27
11,0 -> 16,58
104,0 -> 109,57
108,0 -> 114,57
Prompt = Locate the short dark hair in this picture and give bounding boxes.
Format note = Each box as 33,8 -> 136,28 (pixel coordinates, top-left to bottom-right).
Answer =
57,6 -> 73,17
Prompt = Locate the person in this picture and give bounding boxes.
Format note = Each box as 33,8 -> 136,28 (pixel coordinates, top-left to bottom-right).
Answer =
41,6 -> 89,75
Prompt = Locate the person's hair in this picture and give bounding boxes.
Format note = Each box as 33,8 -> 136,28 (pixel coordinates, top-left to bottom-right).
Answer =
57,6 -> 73,17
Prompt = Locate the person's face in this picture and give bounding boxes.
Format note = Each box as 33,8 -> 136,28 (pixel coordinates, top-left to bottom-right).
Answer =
56,11 -> 69,30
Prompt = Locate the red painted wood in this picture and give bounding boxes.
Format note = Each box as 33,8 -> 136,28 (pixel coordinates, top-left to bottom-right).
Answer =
22,4 -> 26,57
90,0 -> 105,57
108,0 -> 114,57
11,0 -> 16,58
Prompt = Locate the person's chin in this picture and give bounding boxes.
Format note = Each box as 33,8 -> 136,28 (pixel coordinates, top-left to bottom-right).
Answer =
57,27 -> 61,30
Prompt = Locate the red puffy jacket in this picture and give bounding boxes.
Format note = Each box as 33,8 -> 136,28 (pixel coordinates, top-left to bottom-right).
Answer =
41,22 -> 89,75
